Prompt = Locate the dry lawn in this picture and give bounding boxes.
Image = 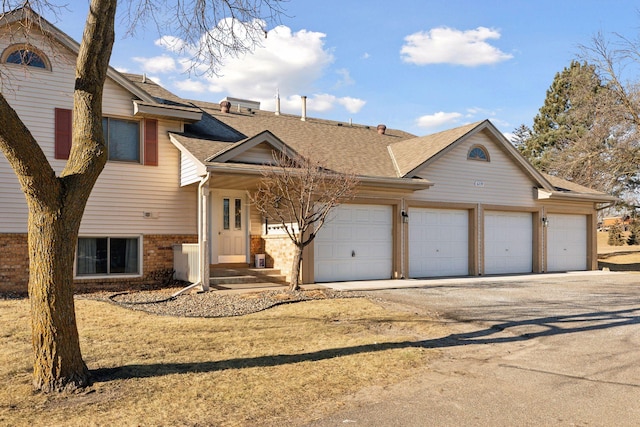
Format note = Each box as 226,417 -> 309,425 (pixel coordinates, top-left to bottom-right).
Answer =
0,296 -> 448,427
597,231 -> 640,271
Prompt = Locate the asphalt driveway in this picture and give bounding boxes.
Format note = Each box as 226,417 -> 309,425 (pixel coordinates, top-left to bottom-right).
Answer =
307,271 -> 640,426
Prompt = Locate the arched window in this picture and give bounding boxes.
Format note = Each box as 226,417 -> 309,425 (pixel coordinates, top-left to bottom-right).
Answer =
467,145 -> 490,162
2,44 -> 50,70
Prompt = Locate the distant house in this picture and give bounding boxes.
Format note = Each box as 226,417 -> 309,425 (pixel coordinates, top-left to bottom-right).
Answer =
0,6 -> 617,293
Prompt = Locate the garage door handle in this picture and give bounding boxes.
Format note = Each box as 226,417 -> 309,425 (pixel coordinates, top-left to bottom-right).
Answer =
352,250 -> 356,257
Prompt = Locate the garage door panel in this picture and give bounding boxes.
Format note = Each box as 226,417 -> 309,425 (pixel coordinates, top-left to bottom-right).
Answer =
547,214 -> 587,271
314,204 -> 393,282
409,208 -> 469,278
484,211 -> 533,275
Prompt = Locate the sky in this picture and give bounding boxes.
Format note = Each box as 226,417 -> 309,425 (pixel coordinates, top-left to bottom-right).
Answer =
45,1 -> 640,139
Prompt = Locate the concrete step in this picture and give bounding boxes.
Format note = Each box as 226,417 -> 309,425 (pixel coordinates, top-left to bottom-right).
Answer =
209,267 -> 286,286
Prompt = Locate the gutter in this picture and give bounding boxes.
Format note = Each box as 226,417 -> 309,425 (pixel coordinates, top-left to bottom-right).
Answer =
535,188 -> 618,203
204,163 -> 433,191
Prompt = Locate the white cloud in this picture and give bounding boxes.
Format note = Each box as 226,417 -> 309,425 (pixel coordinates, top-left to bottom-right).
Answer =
133,20 -> 368,116
416,111 -> 463,128
502,131 -> 516,142
155,36 -> 192,55
274,93 -> 365,115
335,68 -> 354,87
132,55 -> 176,74
338,96 -> 366,113
146,22 -> 366,115
174,79 -> 208,92
400,26 -> 513,66
361,52 -> 370,60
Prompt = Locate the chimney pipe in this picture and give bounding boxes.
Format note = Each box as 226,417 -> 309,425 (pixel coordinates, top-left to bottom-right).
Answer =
275,92 -> 281,116
301,95 -> 307,121
377,124 -> 387,135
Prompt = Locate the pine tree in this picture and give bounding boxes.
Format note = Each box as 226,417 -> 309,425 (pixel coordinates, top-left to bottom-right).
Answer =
517,61 -> 602,168
627,221 -> 639,245
608,222 -> 626,246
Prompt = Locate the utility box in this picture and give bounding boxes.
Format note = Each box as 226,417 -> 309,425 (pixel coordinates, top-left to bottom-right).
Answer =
255,254 -> 266,268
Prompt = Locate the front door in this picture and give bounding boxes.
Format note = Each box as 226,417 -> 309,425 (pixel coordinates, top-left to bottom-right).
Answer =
216,193 -> 246,263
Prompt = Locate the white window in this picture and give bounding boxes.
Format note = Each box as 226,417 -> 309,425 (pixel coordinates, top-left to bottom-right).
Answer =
76,237 -> 140,276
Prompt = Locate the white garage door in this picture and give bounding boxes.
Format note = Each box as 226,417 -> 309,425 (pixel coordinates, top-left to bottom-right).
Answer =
314,204 -> 393,282
547,214 -> 587,272
484,211 -> 533,275
409,208 -> 469,277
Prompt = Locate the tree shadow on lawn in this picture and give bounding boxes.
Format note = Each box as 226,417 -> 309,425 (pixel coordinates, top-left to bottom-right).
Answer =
91,306 -> 640,383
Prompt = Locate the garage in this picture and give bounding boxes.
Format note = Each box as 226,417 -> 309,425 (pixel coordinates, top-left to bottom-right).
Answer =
409,208 -> 469,277
546,214 -> 587,272
484,211 -> 533,275
314,204 -> 393,282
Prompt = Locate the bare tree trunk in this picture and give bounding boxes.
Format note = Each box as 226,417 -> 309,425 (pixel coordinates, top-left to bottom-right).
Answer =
289,246 -> 303,291
28,204 -> 89,391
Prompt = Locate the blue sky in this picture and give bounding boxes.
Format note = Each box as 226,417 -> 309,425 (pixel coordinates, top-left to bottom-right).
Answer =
50,1 -> 640,138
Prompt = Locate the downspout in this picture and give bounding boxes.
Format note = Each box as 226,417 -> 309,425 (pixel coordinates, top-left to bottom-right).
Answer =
400,199 -> 406,279
171,172 -> 211,297
198,172 -> 211,291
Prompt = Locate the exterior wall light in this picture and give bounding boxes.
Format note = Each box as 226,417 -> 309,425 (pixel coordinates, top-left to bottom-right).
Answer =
541,217 -> 549,227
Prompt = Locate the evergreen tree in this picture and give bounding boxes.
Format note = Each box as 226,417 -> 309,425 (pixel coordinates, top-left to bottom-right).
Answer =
608,222 -> 626,246
627,221 -> 639,245
517,61 -> 602,168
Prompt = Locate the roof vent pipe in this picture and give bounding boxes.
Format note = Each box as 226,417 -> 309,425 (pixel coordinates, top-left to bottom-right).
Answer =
377,124 -> 387,135
275,92 -> 281,116
301,95 -> 307,121
220,101 -> 231,113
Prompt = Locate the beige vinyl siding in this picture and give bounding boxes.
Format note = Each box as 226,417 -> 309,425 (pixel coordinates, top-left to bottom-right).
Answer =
0,32 -> 197,235
411,132 -> 537,207
81,120 -> 197,235
1,30 -> 76,232
250,204 -> 263,236
180,153 -> 202,186
233,143 -> 275,164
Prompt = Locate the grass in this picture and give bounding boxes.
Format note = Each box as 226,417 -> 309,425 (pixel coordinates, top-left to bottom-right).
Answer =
597,231 -> 640,271
0,296 -> 448,426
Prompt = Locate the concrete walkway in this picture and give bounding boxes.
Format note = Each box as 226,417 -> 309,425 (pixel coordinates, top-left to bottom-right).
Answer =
320,270 -> 622,291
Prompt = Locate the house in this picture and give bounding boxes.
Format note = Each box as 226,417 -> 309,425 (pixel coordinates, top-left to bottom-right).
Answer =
0,7 -> 616,293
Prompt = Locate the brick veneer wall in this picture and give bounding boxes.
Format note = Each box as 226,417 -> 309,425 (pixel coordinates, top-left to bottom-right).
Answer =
263,235 -> 297,283
0,233 -> 197,294
250,235 -> 266,266
0,233 -> 29,294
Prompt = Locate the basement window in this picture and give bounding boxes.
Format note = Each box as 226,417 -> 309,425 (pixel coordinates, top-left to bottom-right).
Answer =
76,237 -> 140,276
467,145 -> 490,162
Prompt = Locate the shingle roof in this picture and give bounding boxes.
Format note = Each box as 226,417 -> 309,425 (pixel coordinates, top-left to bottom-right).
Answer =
542,173 -> 606,195
389,121 -> 483,177
119,74 -> 613,201
184,99 -> 417,177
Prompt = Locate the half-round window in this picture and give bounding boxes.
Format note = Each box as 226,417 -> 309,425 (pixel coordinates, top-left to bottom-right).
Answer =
2,45 -> 50,70
467,145 -> 490,162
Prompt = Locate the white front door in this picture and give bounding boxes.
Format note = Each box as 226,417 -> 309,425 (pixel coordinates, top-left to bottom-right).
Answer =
216,193 -> 246,263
